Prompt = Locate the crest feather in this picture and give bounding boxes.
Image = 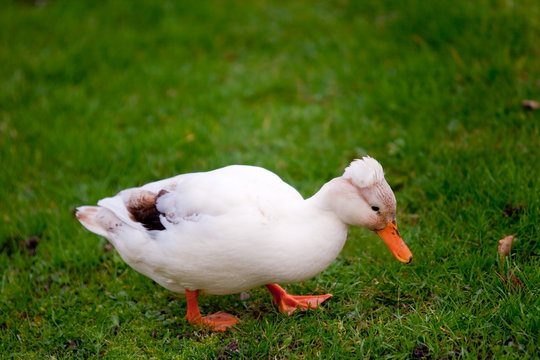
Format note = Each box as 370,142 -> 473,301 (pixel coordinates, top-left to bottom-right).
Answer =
343,156 -> 385,188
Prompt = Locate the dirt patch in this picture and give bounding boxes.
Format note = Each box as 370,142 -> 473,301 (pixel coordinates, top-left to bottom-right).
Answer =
19,236 -> 40,255
217,340 -> 240,359
2,234 -> 41,256
502,203 -> 524,221
412,344 -> 430,359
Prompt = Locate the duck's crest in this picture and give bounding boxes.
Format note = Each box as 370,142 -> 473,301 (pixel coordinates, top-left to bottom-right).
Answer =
343,156 -> 384,188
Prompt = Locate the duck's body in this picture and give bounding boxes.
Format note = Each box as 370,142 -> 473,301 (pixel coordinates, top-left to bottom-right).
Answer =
84,165 -> 347,295
77,157 -> 412,330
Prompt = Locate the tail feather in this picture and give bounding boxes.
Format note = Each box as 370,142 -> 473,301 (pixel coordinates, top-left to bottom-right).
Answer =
76,206 -> 121,237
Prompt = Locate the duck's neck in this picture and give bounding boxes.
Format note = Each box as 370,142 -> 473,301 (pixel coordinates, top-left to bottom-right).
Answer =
306,177 -> 351,214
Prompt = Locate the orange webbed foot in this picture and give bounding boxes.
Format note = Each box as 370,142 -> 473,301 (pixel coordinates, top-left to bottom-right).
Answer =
187,311 -> 239,332
265,283 -> 332,315
184,290 -> 239,331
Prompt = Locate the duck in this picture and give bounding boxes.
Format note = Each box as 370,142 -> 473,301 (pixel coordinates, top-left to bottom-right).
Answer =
76,156 -> 412,331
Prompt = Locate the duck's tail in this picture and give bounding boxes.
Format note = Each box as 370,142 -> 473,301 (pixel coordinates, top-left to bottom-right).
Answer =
76,206 -> 123,238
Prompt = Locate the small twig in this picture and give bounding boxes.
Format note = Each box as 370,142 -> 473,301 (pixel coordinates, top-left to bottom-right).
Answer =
440,326 -> 451,334
494,270 -> 507,284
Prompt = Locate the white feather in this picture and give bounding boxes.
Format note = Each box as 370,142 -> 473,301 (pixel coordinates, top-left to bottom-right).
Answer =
342,156 -> 384,188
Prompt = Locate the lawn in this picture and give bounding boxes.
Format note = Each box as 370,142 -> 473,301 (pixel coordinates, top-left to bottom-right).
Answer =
1,0 -> 539,358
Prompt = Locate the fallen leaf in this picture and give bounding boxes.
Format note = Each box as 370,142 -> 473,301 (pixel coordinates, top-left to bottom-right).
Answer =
497,235 -> 515,263
521,99 -> 539,110
507,269 -> 524,289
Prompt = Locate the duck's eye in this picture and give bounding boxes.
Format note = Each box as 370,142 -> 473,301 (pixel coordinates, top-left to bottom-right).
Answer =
371,206 -> 380,212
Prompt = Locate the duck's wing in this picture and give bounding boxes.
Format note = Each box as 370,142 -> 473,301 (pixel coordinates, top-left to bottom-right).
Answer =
155,165 -> 304,229
95,165 -> 303,234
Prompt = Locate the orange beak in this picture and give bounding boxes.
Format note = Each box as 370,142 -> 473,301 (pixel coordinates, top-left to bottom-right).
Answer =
376,221 -> 413,263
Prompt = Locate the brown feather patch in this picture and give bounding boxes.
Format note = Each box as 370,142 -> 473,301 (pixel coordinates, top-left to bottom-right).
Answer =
126,190 -> 166,231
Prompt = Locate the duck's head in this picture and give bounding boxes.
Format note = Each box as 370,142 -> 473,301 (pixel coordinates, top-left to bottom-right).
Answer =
328,157 -> 413,263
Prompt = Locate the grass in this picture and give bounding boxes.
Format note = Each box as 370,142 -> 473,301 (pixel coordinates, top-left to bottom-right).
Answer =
1,0 -> 539,358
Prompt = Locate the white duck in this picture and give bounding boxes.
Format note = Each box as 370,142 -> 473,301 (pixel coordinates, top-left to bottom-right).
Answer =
76,156 -> 412,331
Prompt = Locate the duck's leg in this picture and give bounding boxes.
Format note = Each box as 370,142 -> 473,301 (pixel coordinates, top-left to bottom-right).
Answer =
184,289 -> 239,331
265,284 -> 332,315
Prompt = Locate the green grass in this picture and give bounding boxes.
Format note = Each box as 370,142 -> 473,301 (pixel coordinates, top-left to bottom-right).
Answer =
1,0 -> 539,358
